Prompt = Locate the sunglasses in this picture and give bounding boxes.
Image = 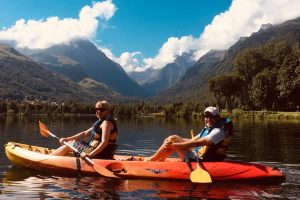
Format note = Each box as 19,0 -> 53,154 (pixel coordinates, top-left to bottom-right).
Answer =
95,108 -> 106,112
203,114 -> 216,119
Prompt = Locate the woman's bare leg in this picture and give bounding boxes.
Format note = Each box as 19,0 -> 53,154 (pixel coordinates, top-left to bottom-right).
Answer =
49,145 -> 71,156
50,141 -> 75,156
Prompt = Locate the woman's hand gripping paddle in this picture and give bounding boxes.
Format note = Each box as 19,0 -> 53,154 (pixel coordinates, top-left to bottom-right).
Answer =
189,129 -> 212,183
38,121 -> 119,178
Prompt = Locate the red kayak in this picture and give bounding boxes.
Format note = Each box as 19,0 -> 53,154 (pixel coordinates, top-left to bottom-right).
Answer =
5,142 -> 285,182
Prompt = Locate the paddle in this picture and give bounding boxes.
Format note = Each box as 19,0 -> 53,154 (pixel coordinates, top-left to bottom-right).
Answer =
189,130 -> 212,183
38,121 -> 119,178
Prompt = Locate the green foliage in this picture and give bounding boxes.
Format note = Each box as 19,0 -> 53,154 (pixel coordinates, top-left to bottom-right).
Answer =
209,74 -> 243,112
0,100 -> 7,114
0,99 -> 211,119
261,41 -> 293,68
250,69 -> 277,110
209,40 -> 300,111
276,47 -> 300,109
234,48 -> 269,83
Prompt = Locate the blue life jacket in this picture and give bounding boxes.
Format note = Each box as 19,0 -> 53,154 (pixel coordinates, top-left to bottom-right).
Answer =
195,117 -> 233,161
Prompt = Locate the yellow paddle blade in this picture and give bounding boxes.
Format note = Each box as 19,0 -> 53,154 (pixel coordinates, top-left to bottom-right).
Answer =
39,121 -> 50,137
190,168 -> 212,183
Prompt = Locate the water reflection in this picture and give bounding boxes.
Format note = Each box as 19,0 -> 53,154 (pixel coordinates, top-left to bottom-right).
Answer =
1,166 -> 286,199
227,119 -> 300,163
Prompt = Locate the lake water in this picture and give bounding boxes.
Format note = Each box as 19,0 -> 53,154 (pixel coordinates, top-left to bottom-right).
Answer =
0,116 -> 299,199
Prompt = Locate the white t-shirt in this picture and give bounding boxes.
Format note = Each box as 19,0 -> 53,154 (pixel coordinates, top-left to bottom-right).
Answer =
197,128 -> 225,144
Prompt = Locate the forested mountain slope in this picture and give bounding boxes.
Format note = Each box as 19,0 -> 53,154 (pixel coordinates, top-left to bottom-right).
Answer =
157,17 -> 300,102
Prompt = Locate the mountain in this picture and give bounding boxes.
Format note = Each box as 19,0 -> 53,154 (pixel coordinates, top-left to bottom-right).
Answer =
21,40 -> 148,97
0,44 -> 97,101
129,67 -> 158,85
157,17 -> 300,101
141,53 -> 196,95
129,52 -> 195,96
78,77 -> 122,99
157,50 -> 226,101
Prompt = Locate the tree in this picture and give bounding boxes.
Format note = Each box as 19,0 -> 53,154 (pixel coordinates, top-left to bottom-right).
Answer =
24,103 -> 34,115
209,74 -> 243,112
0,100 -> 7,114
234,48 -> 270,84
261,41 -> 292,69
233,48 -> 273,109
276,50 -> 300,110
250,70 -> 277,110
6,101 -> 17,114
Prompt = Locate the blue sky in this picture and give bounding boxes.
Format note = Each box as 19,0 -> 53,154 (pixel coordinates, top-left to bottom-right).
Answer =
0,0 -> 230,57
1,0 -> 300,73
98,0 -> 231,57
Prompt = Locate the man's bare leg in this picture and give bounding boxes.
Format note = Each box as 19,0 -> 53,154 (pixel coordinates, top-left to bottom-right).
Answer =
145,135 -> 186,161
145,145 -> 173,161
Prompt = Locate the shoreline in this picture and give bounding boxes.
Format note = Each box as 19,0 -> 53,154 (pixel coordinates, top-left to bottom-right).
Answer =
139,110 -> 300,120
226,110 -> 300,120
1,111 -> 300,120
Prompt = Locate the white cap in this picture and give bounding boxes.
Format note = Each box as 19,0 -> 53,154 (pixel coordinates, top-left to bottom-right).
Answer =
204,106 -> 219,116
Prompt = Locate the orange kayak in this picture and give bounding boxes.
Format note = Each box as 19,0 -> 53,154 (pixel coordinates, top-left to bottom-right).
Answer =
5,142 -> 285,181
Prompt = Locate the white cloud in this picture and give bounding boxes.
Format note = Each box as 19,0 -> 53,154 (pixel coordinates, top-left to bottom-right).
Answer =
1,0 -> 300,73
143,36 -> 201,70
101,48 -> 144,73
194,0 -> 300,59
119,52 -> 145,72
0,0 -> 116,49
99,47 -> 116,60
101,36 -> 201,72
141,0 -> 300,70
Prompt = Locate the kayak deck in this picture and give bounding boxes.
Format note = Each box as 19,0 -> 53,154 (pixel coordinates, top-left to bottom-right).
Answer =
5,142 -> 285,182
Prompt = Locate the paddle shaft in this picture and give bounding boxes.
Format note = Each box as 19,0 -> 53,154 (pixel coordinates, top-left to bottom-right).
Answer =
188,132 -> 212,183
191,130 -> 202,169
38,121 -> 118,178
195,155 -> 201,169
47,130 -> 96,166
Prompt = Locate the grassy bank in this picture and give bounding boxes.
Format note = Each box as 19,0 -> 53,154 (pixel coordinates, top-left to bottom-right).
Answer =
137,110 -> 300,121
223,110 -> 300,120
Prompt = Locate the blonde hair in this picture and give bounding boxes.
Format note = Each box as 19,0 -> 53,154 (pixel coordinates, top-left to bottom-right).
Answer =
95,100 -> 111,112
